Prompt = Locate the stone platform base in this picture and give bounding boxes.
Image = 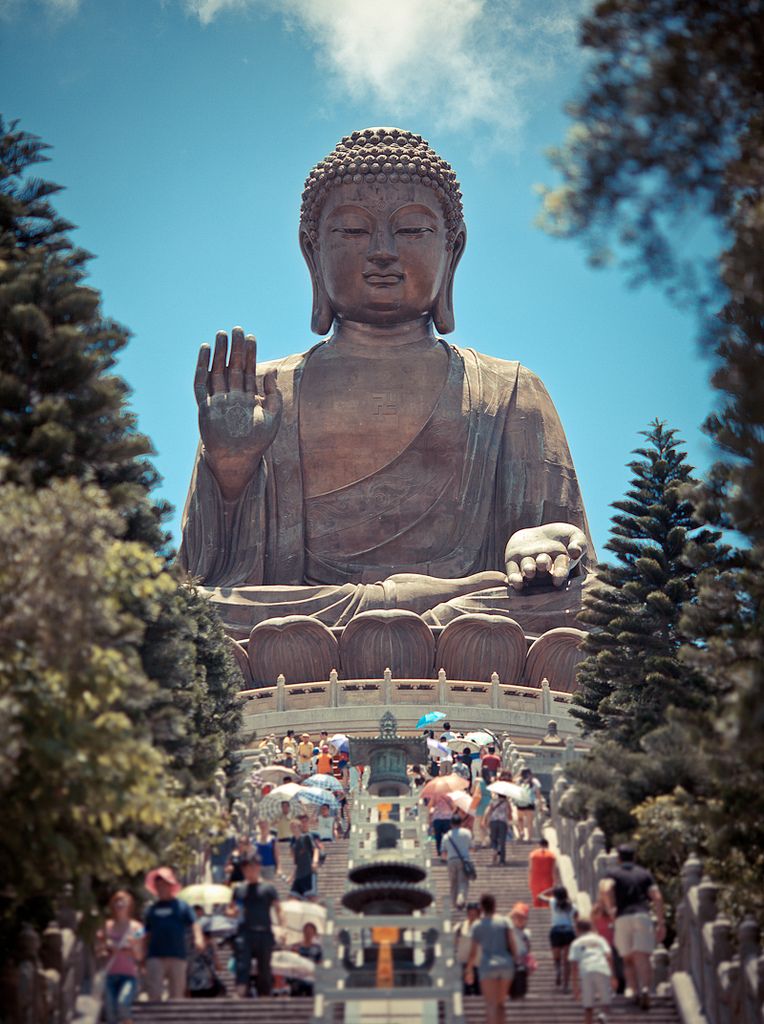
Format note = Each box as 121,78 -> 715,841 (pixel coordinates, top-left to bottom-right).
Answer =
227,610 -> 586,694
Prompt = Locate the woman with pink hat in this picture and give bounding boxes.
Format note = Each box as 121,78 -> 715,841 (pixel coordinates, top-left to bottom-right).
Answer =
143,866 -> 203,1001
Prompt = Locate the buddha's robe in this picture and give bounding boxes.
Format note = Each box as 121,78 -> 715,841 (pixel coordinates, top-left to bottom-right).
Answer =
179,341 -> 593,638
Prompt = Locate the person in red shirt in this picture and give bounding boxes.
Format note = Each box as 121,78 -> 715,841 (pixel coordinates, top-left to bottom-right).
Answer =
480,745 -> 501,775
528,837 -> 559,907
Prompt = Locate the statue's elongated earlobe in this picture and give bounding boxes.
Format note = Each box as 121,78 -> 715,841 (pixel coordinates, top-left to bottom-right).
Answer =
433,224 -> 466,335
299,229 -> 335,335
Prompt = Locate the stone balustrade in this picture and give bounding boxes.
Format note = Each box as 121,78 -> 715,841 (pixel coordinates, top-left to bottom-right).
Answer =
0,904 -> 101,1024
670,856 -> 764,1024
239,668 -> 579,742
544,768 -> 764,1024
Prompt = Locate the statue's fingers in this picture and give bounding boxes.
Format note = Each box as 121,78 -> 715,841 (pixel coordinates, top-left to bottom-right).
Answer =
536,553 -> 553,574
262,370 -> 282,416
552,553 -> 570,586
244,334 -> 257,392
566,527 -> 588,561
210,331 -> 228,394
228,326 -> 245,391
194,344 -> 211,404
507,561 -> 524,591
520,556 -> 537,579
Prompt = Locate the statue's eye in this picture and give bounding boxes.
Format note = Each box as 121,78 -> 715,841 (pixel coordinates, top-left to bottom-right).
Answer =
395,226 -> 433,236
334,227 -> 369,236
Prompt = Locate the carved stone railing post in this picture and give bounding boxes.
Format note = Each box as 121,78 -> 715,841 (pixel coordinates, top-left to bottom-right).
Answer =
710,915 -> 733,1024
540,677 -> 552,716
276,673 -> 286,712
697,876 -> 721,1020
653,946 -> 670,990
382,667 -> 392,704
329,668 -> 339,708
586,828 -> 607,901
574,819 -> 595,892
437,668 -> 447,704
738,917 -> 761,1024
490,672 -> 501,709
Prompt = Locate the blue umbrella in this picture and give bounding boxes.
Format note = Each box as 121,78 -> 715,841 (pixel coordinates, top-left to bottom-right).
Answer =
416,711 -> 447,729
329,733 -> 350,754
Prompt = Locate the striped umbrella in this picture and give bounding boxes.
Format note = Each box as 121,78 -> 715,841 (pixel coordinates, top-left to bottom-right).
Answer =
258,782 -> 304,821
303,773 -> 344,793
296,786 -> 339,813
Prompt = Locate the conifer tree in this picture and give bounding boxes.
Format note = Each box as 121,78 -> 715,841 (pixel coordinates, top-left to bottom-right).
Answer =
0,118 -> 244,939
137,579 -> 243,795
0,116 -> 167,549
573,420 -> 724,748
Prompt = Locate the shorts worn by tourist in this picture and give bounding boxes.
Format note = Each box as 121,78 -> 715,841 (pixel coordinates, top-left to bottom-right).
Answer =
291,872 -> 317,899
614,912 -> 655,956
580,971 -> 613,1009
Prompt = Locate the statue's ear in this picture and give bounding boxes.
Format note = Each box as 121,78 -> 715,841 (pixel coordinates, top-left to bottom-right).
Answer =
300,228 -> 335,336
432,222 -> 466,335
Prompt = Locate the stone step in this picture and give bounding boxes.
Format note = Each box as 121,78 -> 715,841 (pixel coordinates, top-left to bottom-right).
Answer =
132,835 -> 679,1023
133,994 -> 680,1022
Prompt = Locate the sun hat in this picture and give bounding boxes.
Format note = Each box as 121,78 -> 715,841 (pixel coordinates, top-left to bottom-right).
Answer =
144,866 -> 181,897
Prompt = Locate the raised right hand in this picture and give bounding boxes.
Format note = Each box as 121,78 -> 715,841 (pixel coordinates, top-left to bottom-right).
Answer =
195,327 -> 282,500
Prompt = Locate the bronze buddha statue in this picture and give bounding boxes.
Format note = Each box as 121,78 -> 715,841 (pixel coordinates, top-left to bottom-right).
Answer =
179,128 -> 593,684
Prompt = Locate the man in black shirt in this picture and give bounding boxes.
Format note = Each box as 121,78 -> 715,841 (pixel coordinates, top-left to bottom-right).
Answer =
230,853 -> 282,997
290,814 -> 320,900
601,844 -> 665,1011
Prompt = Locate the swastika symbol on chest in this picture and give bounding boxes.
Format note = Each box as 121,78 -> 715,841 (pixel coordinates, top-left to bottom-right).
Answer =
372,392 -> 398,416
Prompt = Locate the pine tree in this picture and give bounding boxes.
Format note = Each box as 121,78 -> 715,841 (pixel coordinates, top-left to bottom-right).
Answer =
573,420 -> 725,748
0,116 -> 167,549
136,578 -> 243,795
0,119 -> 244,940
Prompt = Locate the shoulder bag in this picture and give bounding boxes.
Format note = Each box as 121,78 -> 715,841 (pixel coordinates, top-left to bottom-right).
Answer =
447,832 -> 477,880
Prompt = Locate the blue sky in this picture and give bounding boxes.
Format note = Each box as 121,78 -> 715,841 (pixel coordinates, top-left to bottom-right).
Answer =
1,0 -> 717,557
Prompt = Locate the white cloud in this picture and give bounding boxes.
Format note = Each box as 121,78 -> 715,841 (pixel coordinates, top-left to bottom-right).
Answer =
184,0 -> 588,146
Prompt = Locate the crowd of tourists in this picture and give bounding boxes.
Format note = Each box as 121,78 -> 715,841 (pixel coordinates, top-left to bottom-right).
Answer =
96,724 -> 665,1024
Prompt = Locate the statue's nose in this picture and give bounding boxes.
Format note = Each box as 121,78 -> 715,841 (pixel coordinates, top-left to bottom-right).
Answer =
367,225 -> 398,265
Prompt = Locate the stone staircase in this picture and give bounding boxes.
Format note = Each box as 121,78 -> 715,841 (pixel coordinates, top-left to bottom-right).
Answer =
133,836 -> 679,1023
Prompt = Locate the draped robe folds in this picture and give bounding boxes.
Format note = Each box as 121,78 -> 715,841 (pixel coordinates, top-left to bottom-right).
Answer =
179,341 -> 593,639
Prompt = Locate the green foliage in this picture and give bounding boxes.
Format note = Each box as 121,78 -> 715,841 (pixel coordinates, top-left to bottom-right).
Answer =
0,477 -> 176,939
632,790 -> 708,931
137,580 -> 244,795
573,420 -> 724,746
538,0 -> 763,314
544,0 -> 764,924
0,119 -> 245,948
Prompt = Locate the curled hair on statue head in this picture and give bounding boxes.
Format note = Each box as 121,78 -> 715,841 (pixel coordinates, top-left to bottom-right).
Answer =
300,126 -> 464,251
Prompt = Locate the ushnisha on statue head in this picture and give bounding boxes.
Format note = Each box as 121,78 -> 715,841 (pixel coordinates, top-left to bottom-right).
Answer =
298,127 -> 466,335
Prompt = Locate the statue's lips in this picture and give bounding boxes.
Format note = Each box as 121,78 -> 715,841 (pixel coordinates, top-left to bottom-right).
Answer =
363,273 -> 404,286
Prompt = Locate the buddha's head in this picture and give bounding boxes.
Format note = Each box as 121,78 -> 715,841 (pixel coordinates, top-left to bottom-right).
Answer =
300,128 -> 466,335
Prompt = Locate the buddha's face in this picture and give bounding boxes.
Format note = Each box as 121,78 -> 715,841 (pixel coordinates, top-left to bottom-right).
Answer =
315,182 -> 452,326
